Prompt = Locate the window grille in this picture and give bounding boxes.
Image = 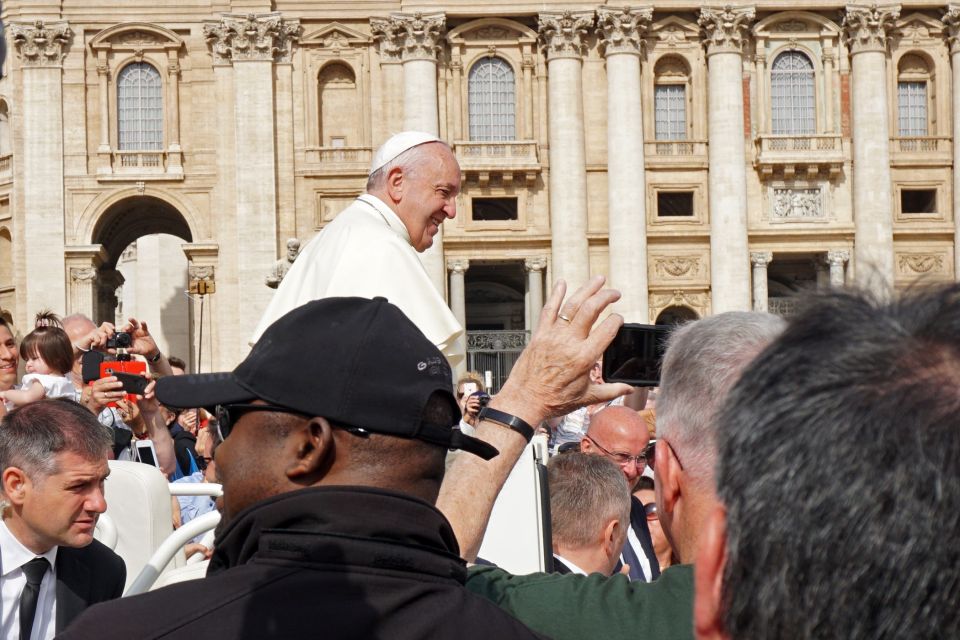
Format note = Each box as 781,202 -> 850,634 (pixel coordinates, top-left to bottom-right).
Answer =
468,57 -> 516,141
118,63 -> 163,150
771,52 -> 815,135
898,81 -> 928,137
654,84 -> 686,140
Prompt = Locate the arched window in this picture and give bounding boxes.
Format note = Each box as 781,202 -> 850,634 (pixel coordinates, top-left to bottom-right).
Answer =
653,56 -> 690,140
0,102 -> 10,157
117,62 -> 163,150
771,51 -> 815,135
897,54 -> 931,137
468,57 -> 515,141
318,63 -> 359,147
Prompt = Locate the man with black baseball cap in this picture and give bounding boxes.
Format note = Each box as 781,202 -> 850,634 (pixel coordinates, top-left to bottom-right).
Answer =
60,296 -> 545,640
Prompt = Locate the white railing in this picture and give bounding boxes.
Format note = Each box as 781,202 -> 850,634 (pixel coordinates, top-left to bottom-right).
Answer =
454,141 -> 538,164
315,146 -> 373,164
114,151 -> 166,170
758,134 -> 842,153
892,136 -> 950,153
645,140 -> 707,156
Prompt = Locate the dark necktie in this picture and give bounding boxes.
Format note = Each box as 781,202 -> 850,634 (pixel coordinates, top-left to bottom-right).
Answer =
19,557 -> 49,640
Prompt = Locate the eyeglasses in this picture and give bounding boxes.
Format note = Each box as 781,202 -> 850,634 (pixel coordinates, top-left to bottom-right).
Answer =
215,403 -> 309,440
584,436 -> 648,470
643,502 -> 658,522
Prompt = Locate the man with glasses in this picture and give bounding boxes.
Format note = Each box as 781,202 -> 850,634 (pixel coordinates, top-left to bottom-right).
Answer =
60,296 -> 550,640
580,406 -> 659,581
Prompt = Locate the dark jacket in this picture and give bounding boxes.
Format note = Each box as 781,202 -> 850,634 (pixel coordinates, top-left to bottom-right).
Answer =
56,540 -> 126,632
167,423 -> 198,478
59,486 -> 547,640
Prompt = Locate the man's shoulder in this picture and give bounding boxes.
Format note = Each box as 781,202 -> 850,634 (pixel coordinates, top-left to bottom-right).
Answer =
59,538 -> 124,573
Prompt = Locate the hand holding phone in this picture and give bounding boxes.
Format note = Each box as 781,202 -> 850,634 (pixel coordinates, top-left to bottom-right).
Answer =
602,324 -> 672,387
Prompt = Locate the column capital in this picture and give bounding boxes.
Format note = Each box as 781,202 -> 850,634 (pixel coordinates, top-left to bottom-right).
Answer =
538,11 -> 594,61
944,5 -> 960,55
698,6 -> 755,56
371,12 -> 446,63
597,7 -> 652,58
98,269 -> 126,289
10,20 -> 72,68
446,258 -> 470,274
189,265 -> 217,283
750,251 -> 773,268
524,257 -> 548,272
203,13 -> 301,65
842,4 -> 900,55
70,267 -> 99,283
826,249 -> 850,266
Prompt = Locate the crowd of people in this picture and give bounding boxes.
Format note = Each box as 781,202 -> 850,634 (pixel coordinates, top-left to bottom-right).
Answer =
0,129 -> 954,639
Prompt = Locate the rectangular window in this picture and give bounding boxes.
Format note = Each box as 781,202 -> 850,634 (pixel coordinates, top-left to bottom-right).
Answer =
657,192 -> 694,217
472,197 -> 518,221
900,189 -> 936,214
898,81 -> 928,137
655,84 -> 687,140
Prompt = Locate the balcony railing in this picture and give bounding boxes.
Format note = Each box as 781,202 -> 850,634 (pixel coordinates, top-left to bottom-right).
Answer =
755,134 -> 844,178
454,141 -> 538,165
302,146 -> 372,175
643,139 -> 708,168
758,134 -> 842,153
113,151 -> 166,171
890,136 -> 952,167
0,154 -> 11,181
893,136 -> 948,153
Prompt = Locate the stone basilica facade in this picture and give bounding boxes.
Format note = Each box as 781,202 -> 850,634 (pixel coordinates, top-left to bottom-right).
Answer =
0,1 -> 957,370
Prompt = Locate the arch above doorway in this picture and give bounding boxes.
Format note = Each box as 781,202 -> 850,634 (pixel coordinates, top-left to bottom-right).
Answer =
655,305 -> 699,325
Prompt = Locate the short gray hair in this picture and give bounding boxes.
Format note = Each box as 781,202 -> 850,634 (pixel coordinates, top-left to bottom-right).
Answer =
548,452 -> 630,549
365,141 -> 452,192
657,312 -> 785,487
0,399 -> 112,479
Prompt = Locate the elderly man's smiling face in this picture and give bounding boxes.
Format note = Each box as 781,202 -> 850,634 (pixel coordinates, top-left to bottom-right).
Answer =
392,143 -> 461,252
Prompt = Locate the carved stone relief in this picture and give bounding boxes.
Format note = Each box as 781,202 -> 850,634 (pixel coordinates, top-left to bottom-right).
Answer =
654,257 -> 701,278
897,253 -> 946,275
10,20 -> 73,67
370,13 -> 445,63
597,7 -> 653,57
842,4 -> 899,54
698,6 -> 755,55
649,289 -> 709,319
204,13 -> 302,65
538,11 -> 594,60
944,5 -> 960,54
772,188 -> 824,219
775,20 -> 809,32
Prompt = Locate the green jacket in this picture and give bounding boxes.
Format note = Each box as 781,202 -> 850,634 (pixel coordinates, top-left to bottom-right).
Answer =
465,564 -> 694,640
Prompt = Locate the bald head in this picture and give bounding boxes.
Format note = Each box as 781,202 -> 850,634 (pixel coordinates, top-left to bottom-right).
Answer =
581,406 -> 650,489
62,314 -> 96,379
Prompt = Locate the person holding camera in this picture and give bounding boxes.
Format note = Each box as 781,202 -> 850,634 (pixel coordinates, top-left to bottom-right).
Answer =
455,373 -> 488,436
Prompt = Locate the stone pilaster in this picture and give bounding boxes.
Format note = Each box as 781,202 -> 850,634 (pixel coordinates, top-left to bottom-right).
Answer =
539,11 -> 594,288
11,20 -> 72,319
69,268 -> 99,319
524,257 -> 547,330
370,17 -> 405,134
447,258 -> 469,330
183,242 -> 220,371
826,250 -> 850,288
599,7 -> 651,322
944,5 -> 960,280
843,4 -> 899,290
699,6 -> 755,312
204,13 -> 301,357
750,251 -> 772,313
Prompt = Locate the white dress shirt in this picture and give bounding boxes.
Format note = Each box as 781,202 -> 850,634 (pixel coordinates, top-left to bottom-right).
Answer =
0,520 -> 58,640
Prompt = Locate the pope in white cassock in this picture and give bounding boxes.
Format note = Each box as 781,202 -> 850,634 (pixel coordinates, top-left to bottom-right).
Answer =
252,132 -> 464,366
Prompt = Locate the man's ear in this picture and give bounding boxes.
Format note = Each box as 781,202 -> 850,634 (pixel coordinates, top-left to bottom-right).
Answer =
694,505 -> 729,640
285,417 -> 334,481
579,438 -> 592,454
601,518 -> 620,557
2,467 -> 28,507
385,166 -> 405,204
655,437 -> 681,516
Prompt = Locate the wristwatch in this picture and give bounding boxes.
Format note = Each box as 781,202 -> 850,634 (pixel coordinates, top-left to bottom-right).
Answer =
477,406 -> 535,443
147,350 -> 163,364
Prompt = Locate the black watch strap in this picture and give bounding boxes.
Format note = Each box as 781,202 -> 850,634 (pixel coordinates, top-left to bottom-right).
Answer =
477,406 -> 535,443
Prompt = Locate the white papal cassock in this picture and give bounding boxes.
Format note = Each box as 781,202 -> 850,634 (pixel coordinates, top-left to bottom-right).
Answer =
251,194 -> 464,367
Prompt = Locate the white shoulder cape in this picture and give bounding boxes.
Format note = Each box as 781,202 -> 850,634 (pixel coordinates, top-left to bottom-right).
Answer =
252,195 -> 464,366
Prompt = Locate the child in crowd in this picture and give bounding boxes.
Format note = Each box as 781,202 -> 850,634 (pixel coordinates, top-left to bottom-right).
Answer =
0,311 -> 77,407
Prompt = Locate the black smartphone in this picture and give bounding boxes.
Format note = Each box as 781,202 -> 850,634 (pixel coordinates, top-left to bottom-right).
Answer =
113,372 -> 150,396
602,323 -> 672,387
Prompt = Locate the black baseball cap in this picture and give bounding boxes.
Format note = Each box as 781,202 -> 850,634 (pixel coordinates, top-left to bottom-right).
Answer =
156,297 -> 498,460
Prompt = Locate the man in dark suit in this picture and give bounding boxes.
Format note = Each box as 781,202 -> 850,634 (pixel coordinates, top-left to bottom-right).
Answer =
0,399 -> 125,638
579,406 -> 659,581
548,452 -> 630,576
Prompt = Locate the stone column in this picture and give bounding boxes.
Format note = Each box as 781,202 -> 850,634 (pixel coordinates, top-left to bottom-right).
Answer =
699,6 -> 755,313
944,6 -> 960,279
521,53 -> 536,140
599,7 -> 652,322
96,52 -> 110,154
823,47 -> 836,133
826,250 -> 850,287
97,269 -> 125,325
842,4 -> 899,290
525,257 -> 547,330
69,269 -> 99,318
370,18 -> 405,136
447,258 -> 469,329
10,21 -> 72,320
814,258 -> 830,290
750,251 -> 772,313
204,13 -> 300,351
539,11 -> 593,288
166,51 -> 183,173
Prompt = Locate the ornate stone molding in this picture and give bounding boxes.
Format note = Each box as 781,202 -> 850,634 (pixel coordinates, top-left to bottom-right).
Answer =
654,257 -> 701,278
370,13 -> 445,63
189,265 -> 216,282
698,6 -> 755,56
10,20 -> 72,68
944,5 -> 960,55
204,13 -> 301,65
842,4 -> 900,55
597,7 -> 653,57
650,289 -> 709,318
446,258 -> 470,274
750,251 -> 773,268
826,249 -> 850,267
897,253 -> 944,274
538,11 -> 594,61
70,267 -> 99,283
524,257 -> 547,272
